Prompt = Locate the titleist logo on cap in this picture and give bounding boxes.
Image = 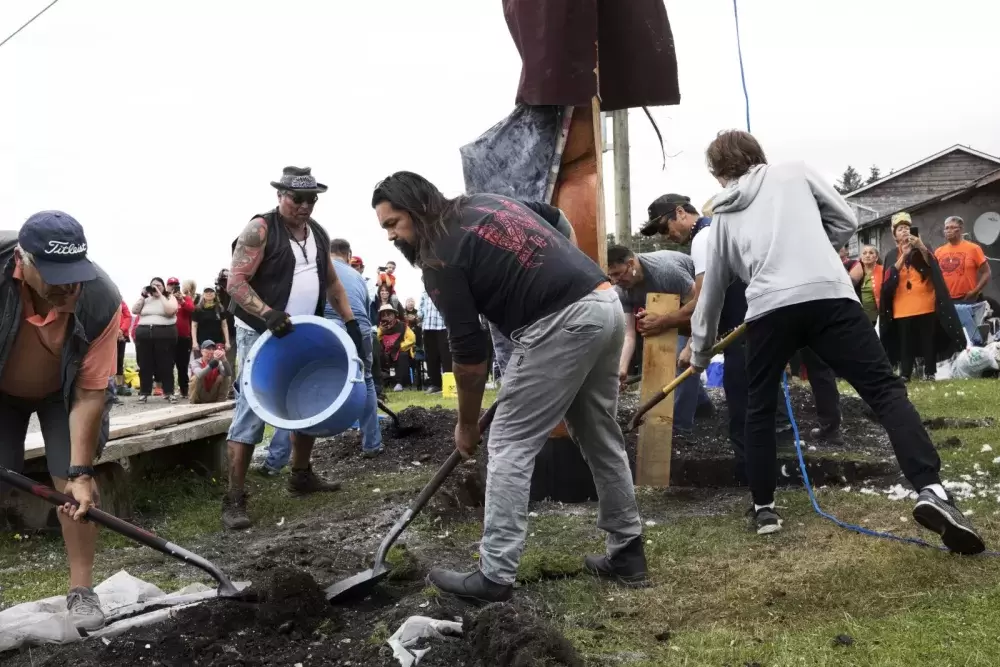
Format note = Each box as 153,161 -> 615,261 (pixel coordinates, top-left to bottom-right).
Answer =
44,240 -> 87,256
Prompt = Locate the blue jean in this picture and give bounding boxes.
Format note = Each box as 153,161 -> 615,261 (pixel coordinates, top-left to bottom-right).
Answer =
261,323 -> 381,471
674,335 -> 711,434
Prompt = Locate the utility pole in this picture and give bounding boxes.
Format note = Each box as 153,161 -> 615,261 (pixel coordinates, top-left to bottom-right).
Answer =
612,109 -> 632,248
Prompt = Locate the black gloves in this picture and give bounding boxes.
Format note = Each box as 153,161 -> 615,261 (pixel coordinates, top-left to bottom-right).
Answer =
208,359 -> 220,369
264,310 -> 294,338
345,319 -> 364,356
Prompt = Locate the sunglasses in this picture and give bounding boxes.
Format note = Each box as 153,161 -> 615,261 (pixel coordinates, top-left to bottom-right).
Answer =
285,192 -> 318,206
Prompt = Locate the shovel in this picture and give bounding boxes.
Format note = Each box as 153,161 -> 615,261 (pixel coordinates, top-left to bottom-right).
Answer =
326,401 -> 499,603
0,466 -> 242,598
377,399 -> 421,437
627,324 -> 747,433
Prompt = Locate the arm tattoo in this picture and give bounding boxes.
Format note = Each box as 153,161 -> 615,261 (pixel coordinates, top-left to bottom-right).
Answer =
229,218 -> 271,317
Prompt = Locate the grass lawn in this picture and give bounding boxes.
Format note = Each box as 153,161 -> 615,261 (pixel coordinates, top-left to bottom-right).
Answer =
5,380 -> 1000,665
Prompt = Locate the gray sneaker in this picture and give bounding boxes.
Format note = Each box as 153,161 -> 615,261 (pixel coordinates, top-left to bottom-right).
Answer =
67,587 -> 105,631
912,489 -> 986,555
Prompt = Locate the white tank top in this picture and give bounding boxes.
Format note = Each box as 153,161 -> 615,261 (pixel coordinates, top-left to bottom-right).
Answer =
235,228 -> 321,331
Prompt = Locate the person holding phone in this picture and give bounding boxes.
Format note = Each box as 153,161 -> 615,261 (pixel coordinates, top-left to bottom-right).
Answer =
131,277 -> 178,402
878,214 -> 965,382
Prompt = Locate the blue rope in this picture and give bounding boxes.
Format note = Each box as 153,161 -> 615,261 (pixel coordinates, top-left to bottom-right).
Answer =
732,0 -> 751,133
782,373 -> 951,551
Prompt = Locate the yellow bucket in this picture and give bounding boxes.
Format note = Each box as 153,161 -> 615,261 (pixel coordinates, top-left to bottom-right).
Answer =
441,372 -> 457,398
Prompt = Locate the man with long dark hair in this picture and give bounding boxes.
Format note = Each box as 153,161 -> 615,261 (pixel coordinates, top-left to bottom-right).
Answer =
688,129 -> 984,552
372,172 -> 646,602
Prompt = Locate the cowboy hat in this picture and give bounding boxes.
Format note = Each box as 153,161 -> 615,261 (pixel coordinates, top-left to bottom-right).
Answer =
270,166 -> 328,193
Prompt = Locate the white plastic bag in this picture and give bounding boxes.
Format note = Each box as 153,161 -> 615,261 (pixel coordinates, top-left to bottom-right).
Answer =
951,346 -> 999,379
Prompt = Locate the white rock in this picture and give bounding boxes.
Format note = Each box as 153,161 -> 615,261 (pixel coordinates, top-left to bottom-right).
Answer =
983,444 -> 994,453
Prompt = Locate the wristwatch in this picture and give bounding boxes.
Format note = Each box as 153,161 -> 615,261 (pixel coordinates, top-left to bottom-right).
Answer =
66,465 -> 96,480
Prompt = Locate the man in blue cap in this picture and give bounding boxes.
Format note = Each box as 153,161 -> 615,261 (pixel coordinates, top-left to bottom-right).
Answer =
0,211 -> 121,630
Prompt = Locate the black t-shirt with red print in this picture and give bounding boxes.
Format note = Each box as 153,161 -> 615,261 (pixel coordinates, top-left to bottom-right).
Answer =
422,194 -> 607,364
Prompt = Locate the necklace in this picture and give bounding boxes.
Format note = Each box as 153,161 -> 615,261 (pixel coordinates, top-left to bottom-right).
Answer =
286,223 -> 310,262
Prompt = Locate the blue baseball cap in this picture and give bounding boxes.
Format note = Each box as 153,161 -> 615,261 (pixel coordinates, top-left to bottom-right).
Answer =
18,211 -> 97,285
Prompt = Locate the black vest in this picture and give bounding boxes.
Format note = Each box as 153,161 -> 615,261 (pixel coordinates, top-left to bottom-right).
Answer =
230,210 -> 331,333
0,232 -> 121,413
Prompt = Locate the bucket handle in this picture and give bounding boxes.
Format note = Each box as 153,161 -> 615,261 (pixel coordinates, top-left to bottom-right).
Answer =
350,354 -> 364,384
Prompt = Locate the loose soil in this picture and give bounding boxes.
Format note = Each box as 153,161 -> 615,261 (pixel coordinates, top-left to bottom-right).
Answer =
3,389 -> 898,666
26,566 -> 581,667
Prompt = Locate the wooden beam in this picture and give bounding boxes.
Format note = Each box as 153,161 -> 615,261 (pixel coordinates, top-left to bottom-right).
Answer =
24,401 -> 234,460
635,293 -> 680,487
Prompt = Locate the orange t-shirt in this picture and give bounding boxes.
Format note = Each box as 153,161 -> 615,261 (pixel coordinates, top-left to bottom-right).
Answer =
893,265 -> 936,319
935,240 -> 987,299
0,265 -> 120,400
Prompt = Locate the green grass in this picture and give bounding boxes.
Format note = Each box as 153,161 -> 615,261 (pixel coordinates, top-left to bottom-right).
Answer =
381,388 -> 499,411
8,381 -> 1000,666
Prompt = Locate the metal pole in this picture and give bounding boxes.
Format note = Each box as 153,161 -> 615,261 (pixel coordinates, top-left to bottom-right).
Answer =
612,109 -> 632,247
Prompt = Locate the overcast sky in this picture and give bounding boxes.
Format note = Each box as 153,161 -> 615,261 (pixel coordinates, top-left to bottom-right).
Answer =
1,0 -> 998,312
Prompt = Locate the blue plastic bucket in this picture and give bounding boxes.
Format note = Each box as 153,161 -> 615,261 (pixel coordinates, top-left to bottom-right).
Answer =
241,315 -> 366,437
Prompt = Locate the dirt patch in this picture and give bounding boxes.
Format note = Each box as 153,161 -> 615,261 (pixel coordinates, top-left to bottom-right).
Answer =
22,564 -> 580,667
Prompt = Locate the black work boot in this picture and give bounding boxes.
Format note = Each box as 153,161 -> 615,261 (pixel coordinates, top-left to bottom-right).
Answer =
426,568 -> 513,603
288,466 -> 342,495
222,490 -> 251,530
810,425 -> 845,447
584,537 -> 650,588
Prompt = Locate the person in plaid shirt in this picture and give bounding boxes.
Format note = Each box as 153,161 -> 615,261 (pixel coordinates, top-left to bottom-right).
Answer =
419,290 -> 450,393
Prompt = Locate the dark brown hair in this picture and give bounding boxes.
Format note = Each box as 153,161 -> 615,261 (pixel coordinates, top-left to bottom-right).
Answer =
706,130 -> 768,182
371,171 -> 464,269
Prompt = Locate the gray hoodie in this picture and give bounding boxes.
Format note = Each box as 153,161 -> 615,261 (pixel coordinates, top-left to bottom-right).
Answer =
690,162 -> 858,368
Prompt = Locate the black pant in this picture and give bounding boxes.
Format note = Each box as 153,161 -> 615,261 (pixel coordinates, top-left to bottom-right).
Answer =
134,324 -> 177,396
798,347 -> 842,431
383,352 -> 411,387
745,298 -> 941,506
116,338 -> 127,377
722,338 -> 750,484
423,329 -> 452,389
371,332 -> 384,395
897,313 -> 936,380
175,336 -> 192,396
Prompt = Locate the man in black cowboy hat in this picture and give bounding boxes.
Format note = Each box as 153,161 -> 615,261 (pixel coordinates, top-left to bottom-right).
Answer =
222,166 -> 365,530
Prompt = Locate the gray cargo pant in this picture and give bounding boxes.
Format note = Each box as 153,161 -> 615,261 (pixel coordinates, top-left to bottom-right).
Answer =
489,322 -> 515,378
480,288 -> 643,585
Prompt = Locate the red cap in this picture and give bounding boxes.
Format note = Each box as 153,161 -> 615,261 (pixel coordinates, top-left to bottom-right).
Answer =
349,256 -> 363,266
167,277 -> 180,284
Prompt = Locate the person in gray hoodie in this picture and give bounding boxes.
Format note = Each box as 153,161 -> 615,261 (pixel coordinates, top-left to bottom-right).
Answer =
688,130 -> 984,553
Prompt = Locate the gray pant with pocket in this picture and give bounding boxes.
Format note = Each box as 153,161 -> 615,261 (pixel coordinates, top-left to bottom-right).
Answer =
479,288 -> 643,585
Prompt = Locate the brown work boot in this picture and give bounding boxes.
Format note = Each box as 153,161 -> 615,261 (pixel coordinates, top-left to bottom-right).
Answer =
288,466 -> 341,495
222,490 -> 251,530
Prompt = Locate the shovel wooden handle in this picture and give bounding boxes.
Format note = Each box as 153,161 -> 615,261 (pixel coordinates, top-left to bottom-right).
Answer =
0,466 -> 240,596
627,324 -> 747,432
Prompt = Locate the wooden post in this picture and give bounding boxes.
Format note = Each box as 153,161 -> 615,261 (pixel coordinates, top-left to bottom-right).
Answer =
635,293 -> 679,487
590,96 -> 608,272
611,109 -> 631,247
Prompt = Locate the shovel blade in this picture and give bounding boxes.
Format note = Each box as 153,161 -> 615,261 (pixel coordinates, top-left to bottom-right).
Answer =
324,567 -> 391,604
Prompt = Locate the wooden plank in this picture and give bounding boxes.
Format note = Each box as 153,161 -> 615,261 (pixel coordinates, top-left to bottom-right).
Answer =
97,412 -> 233,463
24,401 -> 234,460
635,293 -> 680,487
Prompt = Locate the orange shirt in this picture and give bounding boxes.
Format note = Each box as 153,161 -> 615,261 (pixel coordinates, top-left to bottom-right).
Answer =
0,264 -> 120,399
935,240 -> 987,299
893,265 -> 936,319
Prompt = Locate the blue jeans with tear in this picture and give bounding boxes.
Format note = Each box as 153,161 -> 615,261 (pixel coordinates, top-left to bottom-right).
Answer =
674,335 -> 712,435
262,325 -> 382,471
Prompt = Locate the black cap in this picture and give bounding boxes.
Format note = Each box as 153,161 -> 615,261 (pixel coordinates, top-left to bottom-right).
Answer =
18,211 -> 97,285
639,194 -> 692,236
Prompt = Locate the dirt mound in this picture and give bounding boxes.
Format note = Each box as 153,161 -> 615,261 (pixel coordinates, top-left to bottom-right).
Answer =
469,604 -> 584,667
